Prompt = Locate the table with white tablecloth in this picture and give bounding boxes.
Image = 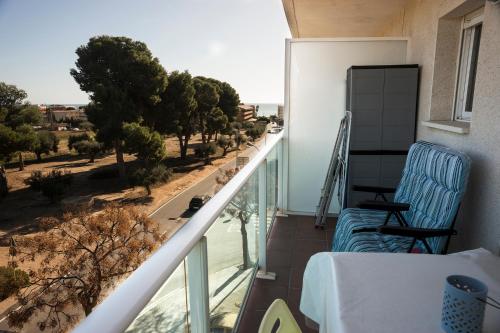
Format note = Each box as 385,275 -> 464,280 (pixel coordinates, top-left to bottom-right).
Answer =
300,248 -> 500,333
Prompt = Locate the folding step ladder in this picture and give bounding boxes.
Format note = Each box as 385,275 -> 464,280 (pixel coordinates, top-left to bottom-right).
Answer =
315,111 -> 352,228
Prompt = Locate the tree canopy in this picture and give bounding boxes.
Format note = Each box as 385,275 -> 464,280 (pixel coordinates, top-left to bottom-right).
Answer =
152,71 -> 197,159
204,78 -> 240,122
73,140 -> 102,163
206,107 -> 228,141
0,82 -> 27,110
5,105 -> 42,128
217,135 -> 234,156
33,131 -> 59,161
0,124 -> 18,162
13,124 -> 38,170
122,122 -> 166,166
70,36 -> 168,177
193,77 -> 220,144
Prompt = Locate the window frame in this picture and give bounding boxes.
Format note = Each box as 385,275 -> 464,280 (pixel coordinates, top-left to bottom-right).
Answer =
453,7 -> 484,122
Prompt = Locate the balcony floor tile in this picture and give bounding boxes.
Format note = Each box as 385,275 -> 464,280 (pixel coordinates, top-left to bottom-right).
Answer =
237,215 -> 336,332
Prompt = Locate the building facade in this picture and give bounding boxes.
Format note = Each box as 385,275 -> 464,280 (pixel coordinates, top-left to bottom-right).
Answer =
237,104 -> 256,123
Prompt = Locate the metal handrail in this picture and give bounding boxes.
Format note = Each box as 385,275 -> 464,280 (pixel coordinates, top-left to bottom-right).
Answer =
73,131 -> 283,333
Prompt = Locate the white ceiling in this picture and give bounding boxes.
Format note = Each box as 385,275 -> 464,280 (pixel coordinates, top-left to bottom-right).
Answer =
282,0 -> 412,37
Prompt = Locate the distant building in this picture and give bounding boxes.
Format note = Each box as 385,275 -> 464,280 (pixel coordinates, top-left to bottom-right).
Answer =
237,104 -> 256,123
277,104 -> 284,120
46,105 -> 67,111
47,110 -> 87,122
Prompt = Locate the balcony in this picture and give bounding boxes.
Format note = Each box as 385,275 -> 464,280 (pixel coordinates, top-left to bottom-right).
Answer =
70,1 -> 500,329
71,128 -> 339,332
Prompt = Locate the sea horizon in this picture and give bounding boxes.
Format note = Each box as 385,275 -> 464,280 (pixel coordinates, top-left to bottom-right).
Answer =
37,102 -> 283,117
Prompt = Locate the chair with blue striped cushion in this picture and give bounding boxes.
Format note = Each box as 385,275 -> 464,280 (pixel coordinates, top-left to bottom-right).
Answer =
332,141 -> 471,254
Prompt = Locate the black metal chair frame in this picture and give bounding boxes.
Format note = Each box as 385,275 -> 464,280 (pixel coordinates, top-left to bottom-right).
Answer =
350,185 -> 459,254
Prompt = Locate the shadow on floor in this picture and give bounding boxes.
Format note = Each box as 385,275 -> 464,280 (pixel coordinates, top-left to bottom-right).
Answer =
237,215 -> 337,333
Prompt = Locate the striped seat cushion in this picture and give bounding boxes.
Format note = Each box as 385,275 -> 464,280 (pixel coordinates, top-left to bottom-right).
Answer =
332,208 -> 418,253
332,141 -> 471,254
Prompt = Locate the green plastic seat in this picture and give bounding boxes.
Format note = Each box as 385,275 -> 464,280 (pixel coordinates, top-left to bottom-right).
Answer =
258,299 -> 302,333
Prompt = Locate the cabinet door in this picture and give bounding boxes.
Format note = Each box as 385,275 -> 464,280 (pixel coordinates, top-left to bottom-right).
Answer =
382,68 -> 418,151
347,155 -> 381,207
347,154 -> 407,207
350,69 -> 384,151
379,155 -> 407,201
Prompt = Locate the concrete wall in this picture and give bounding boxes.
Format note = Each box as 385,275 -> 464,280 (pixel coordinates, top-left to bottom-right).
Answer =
384,0 -> 500,252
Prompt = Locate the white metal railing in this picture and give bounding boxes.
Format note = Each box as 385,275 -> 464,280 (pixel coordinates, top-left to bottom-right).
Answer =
73,130 -> 283,333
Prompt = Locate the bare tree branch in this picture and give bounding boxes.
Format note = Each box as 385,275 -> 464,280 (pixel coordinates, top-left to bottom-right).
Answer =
8,204 -> 166,332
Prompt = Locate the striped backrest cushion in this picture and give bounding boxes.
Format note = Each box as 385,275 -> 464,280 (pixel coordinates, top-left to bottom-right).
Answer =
394,141 -> 471,253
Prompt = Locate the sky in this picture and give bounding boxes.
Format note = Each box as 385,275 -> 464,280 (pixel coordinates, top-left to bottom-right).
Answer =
0,0 -> 290,104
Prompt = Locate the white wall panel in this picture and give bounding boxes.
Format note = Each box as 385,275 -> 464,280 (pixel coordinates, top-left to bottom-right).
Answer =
285,39 -> 408,214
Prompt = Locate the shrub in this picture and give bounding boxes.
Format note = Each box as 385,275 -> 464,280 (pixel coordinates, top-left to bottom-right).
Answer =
242,121 -> 254,130
24,170 -> 43,191
33,131 -> 59,161
73,140 -> 102,163
194,142 -> 217,164
129,165 -> 172,195
217,135 -> 234,156
122,122 -> 167,165
231,122 -> 242,131
0,266 -> 30,301
246,125 -> 266,141
235,133 -> 248,149
68,133 -> 92,150
25,170 -> 73,203
256,116 -> 270,123
88,167 -> 120,180
78,121 -> 94,131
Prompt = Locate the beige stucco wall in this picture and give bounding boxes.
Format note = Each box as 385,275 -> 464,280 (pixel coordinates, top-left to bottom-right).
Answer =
384,0 -> 500,252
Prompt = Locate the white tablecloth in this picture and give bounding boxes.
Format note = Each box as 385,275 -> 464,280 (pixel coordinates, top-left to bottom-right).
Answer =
300,248 -> 500,333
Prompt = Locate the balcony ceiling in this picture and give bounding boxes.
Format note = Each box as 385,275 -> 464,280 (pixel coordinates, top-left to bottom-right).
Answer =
282,0 -> 411,38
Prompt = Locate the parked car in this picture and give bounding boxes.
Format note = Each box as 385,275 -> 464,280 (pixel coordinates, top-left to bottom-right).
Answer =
189,195 -> 211,211
267,127 -> 282,134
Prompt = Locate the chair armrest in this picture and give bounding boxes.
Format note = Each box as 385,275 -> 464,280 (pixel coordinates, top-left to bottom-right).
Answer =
352,185 -> 396,194
352,226 -> 456,238
377,225 -> 457,238
357,200 -> 410,212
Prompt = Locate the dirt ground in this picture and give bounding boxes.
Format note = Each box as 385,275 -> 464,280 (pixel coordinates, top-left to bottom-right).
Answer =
0,131 -> 250,259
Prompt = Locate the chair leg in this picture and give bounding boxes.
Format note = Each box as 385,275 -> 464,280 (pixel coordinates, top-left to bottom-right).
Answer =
422,239 -> 433,254
394,212 -> 408,227
383,212 -> 392,225
407,238 -> 417,253
443,207 -> 460,254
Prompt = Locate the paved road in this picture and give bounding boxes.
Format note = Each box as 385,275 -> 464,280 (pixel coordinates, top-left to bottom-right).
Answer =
150,140 -> 263,227
150,158 -> 236,226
